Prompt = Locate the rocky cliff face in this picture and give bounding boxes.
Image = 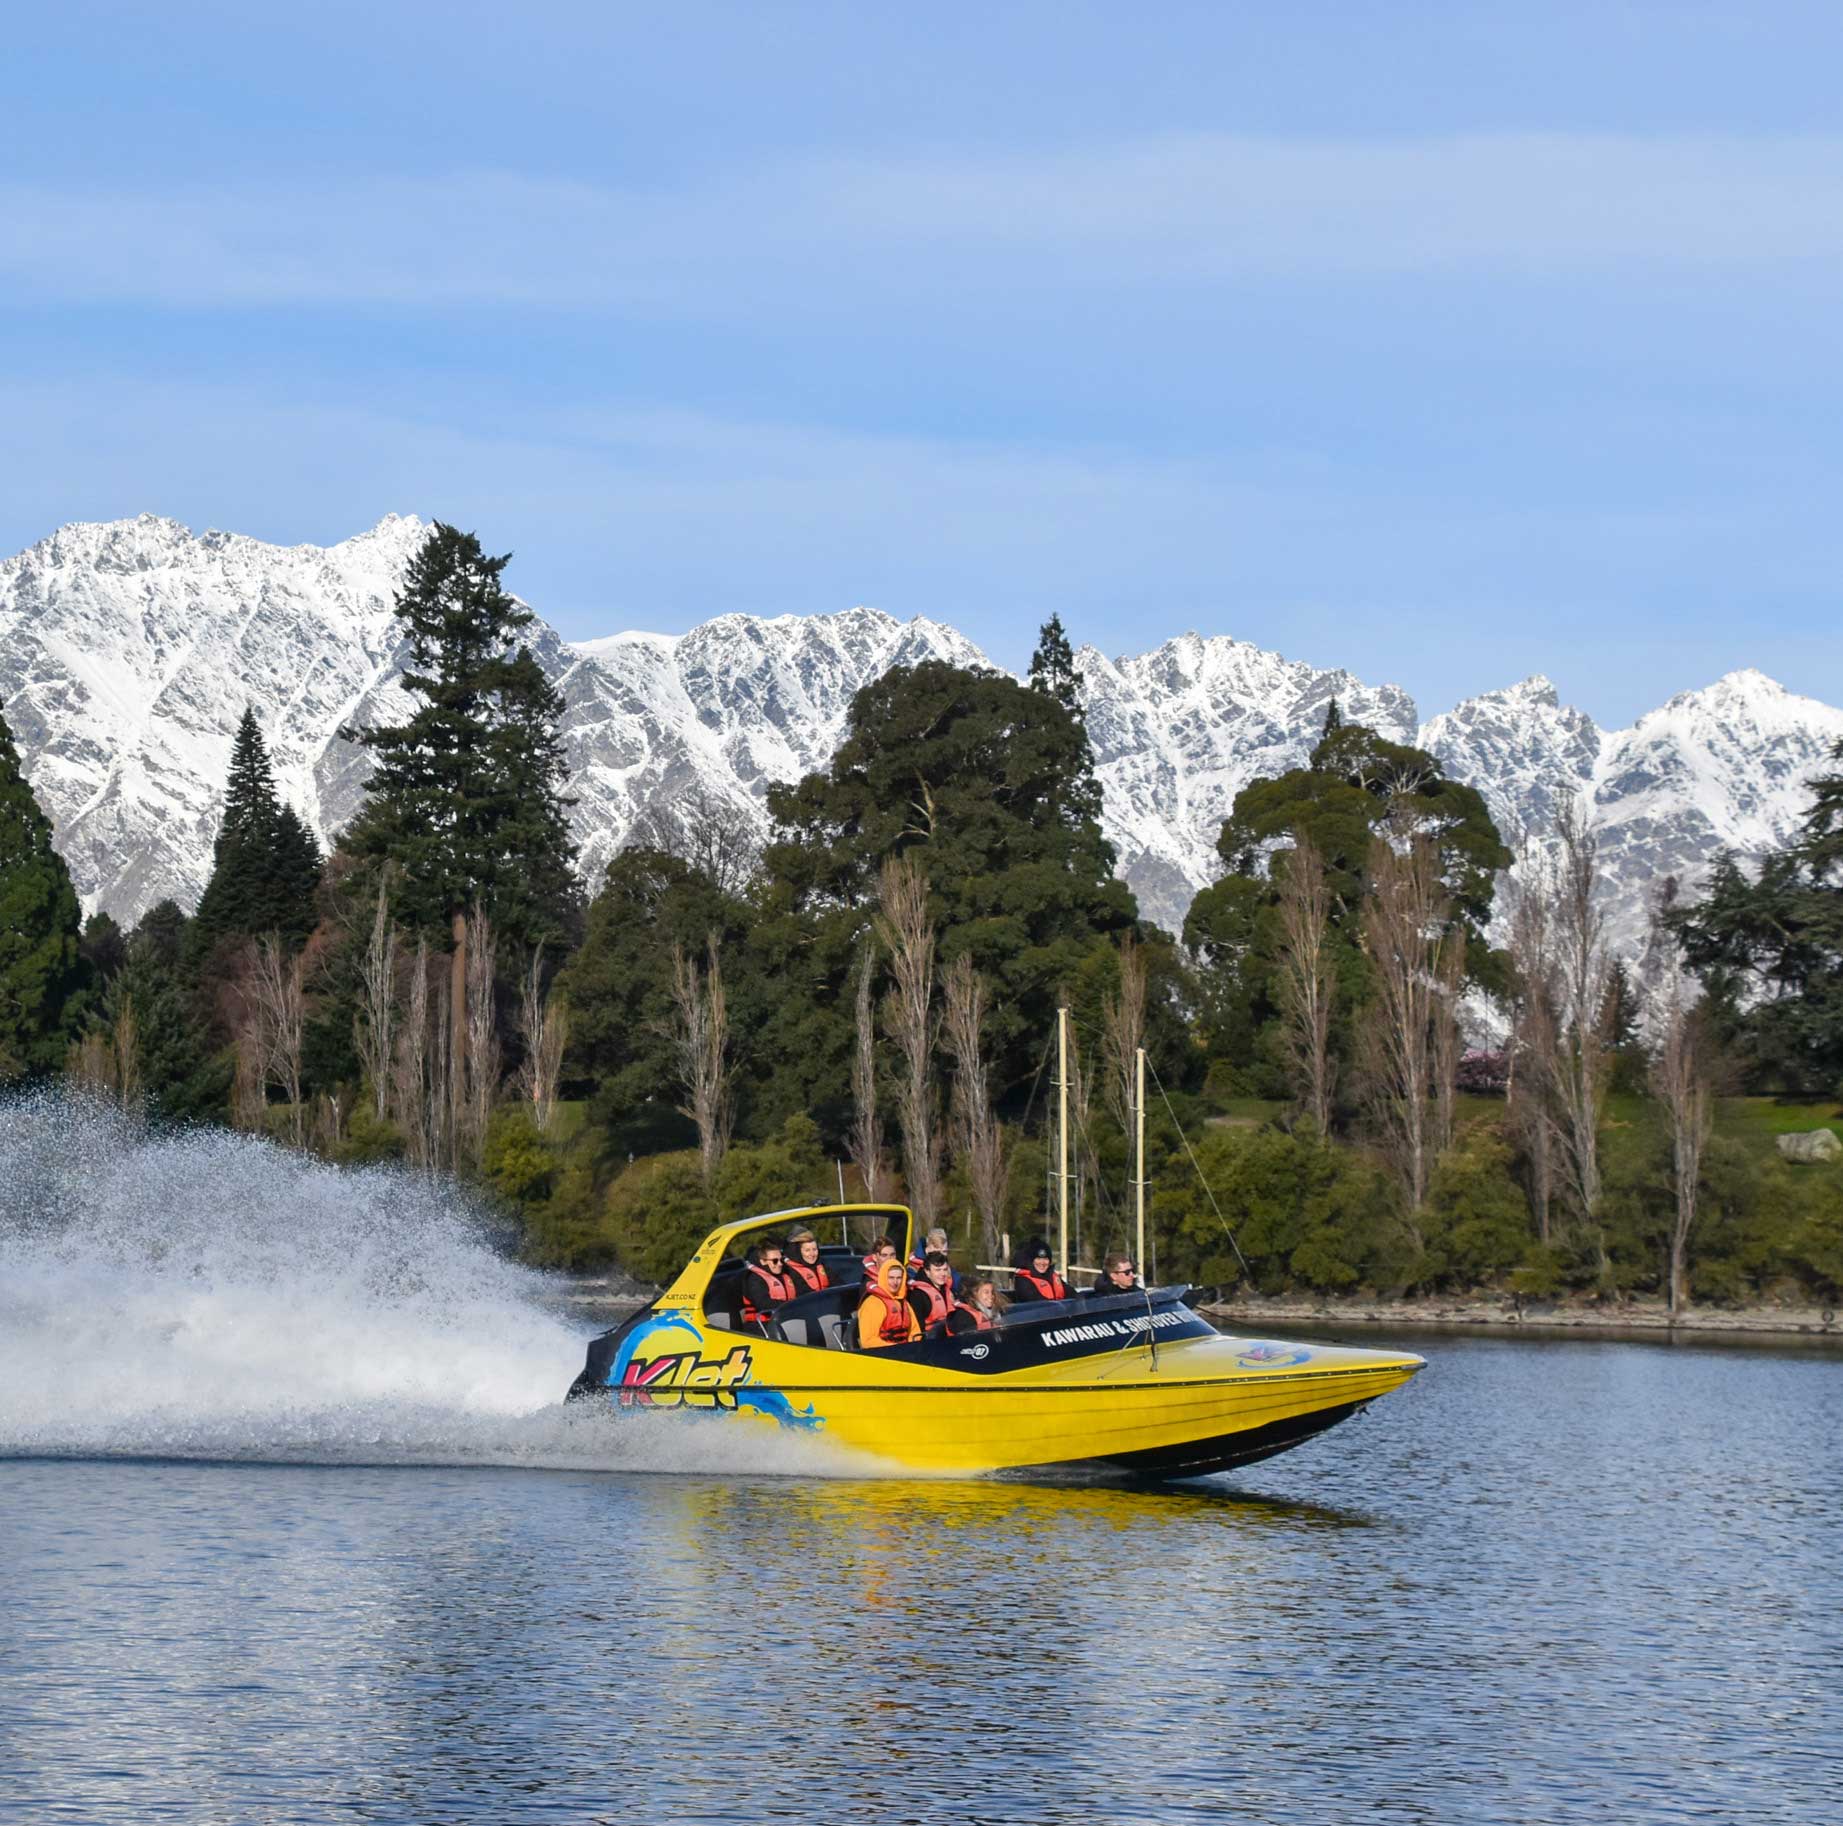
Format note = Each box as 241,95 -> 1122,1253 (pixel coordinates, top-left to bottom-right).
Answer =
4,513 -> 1838,953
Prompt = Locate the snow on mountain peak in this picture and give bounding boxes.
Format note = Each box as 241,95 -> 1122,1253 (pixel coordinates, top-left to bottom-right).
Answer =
3,512 -> 1840,951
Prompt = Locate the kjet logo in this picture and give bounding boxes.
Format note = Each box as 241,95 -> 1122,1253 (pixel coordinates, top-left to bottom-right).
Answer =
959,1342 -> 991,1360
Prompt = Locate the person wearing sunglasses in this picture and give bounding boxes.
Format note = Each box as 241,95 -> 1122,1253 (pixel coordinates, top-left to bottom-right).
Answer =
737,1238 -> 798,1332
1090,1253 -> 1141,1297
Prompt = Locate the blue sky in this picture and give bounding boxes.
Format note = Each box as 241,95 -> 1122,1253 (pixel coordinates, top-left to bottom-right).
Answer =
5,1 -> 1841,723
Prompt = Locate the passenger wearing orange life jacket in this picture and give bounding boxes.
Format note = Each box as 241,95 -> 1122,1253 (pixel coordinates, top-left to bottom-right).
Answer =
783,1226 -> 831,1297
945,1277 -> 1000,1336
1010,1239 -> 1070,1303
738,1238 -> 799,1330
860,1234 -> 900,1283
857,1258 -> 922,1349
906,1252 -> 962,1338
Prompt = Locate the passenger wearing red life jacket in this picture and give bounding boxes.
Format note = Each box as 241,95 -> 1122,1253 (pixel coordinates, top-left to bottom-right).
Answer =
906,1252 -> 962,1338
857,1258 -> 922,1349
783,1226 -> 831,1297
1010,1239 -> 1070,1303
905,1227 -> 961,1295
738,1238 -> 799,1330
859,1235 -> 901,1283
945,1278 -> 1000,1337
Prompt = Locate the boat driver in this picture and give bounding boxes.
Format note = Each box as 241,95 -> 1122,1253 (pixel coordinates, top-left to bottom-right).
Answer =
1090,1253 -> 1141,1296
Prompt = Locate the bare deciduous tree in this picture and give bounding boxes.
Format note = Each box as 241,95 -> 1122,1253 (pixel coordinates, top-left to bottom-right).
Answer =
1101,932 -> 1149,1138
1505,864 -> 1561,1243
112,992 -> 142,1117
627,782 -> 762,898
1552,797 -> 1612,1270
668,934 -> 732,1188
64,1031 -> 116,1100
354,876 -> 398,1122
516,944 -> 568,1133
459,901 -> 499,1165
1273,838 -> 1337,1136
248,935 -> 306,1144
1430,928 -> 1465,1157
1651,977 -> 1713,1317
1360,831 -> 1447,1221
392,939 -> 438,1170
943,953 -> 1007,1261
848,940 -> 885,1201
876,856 -> 941,1228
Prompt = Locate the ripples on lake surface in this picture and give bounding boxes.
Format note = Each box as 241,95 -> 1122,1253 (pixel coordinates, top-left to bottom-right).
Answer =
1,1100 -> 1835,1822
5,1331 -> 1839,1826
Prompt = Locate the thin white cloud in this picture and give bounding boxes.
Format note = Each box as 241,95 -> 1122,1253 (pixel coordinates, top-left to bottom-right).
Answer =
6,132 -> 1843,310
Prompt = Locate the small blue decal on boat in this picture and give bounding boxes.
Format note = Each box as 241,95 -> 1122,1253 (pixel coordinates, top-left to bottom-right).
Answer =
1236,1342 -> 1312,1368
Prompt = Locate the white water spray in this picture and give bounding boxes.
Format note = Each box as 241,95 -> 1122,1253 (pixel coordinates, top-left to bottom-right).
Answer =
0,1091 -> 877,1476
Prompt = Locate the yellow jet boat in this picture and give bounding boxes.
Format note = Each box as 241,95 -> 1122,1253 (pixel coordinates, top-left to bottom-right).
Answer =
566,1203 -> 1423,1479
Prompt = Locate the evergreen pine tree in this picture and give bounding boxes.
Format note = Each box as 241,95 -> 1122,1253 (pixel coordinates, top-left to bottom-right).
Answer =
1026,615 -> 1084,718
0,700 -> 89,1079
80,911 -> 127,987
268,806 -> 324,938
1322,698 -> 1343,737
343,524 -> 578,946
192,708 -> 321,952
97,933 -> 231,1125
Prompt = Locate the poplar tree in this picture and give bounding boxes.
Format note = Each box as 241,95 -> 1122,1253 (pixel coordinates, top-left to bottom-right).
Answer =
0,701 -> 88,1078
343,524 -> 578,949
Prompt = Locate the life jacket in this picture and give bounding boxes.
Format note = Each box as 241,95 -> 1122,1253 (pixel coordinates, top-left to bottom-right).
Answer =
910,1276 -> 959,1334
785,1255 -> 830,1296
860,1285 -> 916,1346
739,1262 -> 799,1326
963,1303 -> 994,1331
1014,1266 -> 1069,1301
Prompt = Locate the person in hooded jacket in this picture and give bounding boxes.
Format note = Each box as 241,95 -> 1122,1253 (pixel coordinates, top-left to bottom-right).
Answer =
857,1257 -> 923,1349
906,1252 -> 961,1337
738,1238 -> 799,1331
1010,1239 -> 1070,1303
783,1226 -> 831,1297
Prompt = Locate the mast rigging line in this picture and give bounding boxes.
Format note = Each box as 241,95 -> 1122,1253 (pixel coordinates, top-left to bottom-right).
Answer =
1144,1056 -> 1254,1288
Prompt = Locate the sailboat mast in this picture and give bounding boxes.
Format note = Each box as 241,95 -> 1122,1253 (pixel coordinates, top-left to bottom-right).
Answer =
1057,1004 -> 1070,1277
1135,1044 -> 1146,1280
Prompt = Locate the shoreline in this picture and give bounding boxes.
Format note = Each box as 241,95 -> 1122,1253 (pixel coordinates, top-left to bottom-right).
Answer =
1199,1294 -> 1842,1344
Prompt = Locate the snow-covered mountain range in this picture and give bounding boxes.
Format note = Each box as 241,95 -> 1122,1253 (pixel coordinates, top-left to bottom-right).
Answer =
3,513 -> 1839,954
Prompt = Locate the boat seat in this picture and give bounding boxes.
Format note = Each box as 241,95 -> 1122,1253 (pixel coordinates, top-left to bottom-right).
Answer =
817,1311 -> 853,1352
706,1312 -> 732,1330
779,1315 -> 813,1347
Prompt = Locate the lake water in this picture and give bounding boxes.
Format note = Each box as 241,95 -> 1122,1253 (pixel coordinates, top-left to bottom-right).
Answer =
3,1098 -> 1840,1824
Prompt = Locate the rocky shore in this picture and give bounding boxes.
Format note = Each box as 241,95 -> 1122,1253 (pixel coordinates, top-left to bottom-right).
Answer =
1200,1293 -> 1842,1343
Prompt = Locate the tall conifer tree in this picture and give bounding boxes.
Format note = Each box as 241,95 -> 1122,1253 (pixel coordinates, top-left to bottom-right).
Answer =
192,708 -> 321,952
343,524 -> 578,947
1027,614 -> 1084,718
0,701 -> 88,1078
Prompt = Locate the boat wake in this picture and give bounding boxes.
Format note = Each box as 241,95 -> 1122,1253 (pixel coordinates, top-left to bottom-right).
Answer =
0,1090 -> 876,1478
